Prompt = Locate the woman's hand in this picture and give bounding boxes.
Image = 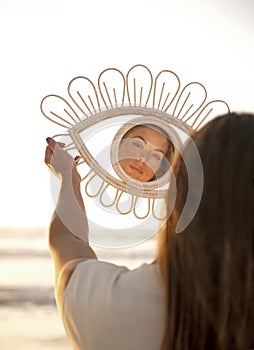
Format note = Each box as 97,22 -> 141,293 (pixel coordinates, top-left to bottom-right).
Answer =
44,137 -> 80,180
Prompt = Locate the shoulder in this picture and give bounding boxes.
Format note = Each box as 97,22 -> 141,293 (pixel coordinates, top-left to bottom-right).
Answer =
67,259 -> 162,291
62,260 -> 163,310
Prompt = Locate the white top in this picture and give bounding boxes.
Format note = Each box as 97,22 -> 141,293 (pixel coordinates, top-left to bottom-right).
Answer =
61,260 -> 165,350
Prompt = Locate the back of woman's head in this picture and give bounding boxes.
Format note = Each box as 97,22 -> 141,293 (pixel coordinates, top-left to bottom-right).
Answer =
160,113 -> 254,350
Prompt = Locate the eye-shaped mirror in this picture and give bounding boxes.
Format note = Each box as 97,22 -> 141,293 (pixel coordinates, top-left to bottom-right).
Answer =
41,64 -> 230,222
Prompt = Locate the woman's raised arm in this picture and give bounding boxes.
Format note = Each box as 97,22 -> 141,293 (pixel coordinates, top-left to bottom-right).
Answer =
44,138 -> 97,308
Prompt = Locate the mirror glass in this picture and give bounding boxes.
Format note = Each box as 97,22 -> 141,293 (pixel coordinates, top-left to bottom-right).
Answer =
117,124 -> 174,182
110,116 -> 185,187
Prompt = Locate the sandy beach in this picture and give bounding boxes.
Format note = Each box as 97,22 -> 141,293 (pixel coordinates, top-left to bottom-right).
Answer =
0,227 -> 156,349
0,305 -> 70,350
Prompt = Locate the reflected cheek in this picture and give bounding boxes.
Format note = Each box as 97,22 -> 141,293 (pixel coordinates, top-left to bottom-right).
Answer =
146,159 -> 161,174
152,162 -> 162,173
119,158 -> 129,170
143,164 -> 154,175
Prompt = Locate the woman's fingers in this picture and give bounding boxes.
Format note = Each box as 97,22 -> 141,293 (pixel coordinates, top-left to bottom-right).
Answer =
44,144 -> 54,166
46,137 -> 65,150
74,155 -> 81,164
45,138 -> 67,168
46,137 -> 53,144
45,136 -> 77,176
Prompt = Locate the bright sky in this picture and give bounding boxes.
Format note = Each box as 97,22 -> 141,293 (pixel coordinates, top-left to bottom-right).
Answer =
0,0 -> 253,228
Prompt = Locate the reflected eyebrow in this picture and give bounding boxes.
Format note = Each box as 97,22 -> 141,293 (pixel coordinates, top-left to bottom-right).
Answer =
132,135 -> 165,154
133,135 -> 146,143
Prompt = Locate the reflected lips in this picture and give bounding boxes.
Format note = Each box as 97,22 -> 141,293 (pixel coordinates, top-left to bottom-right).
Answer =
130,164 -> 144,174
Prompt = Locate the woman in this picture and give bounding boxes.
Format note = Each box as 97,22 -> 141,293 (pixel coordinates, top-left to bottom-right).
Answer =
45,112 -> 254,350
117,123 -> 174,182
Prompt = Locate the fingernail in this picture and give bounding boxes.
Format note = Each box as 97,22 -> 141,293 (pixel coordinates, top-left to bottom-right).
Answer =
46,137 -> 52,143
74,156 -> 81,163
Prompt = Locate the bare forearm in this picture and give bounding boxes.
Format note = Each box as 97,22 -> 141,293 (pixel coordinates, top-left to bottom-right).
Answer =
49,170 -> 97,274
45,138 -> 98,306
49,215 -> 97,273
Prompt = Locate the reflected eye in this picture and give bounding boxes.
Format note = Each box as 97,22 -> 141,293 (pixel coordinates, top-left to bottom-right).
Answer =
131,139 -> 144,149
153,154 -> 162,162
152,153 -> 163,161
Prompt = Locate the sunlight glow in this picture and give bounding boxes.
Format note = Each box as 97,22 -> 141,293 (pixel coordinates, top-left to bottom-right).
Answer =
0,0 -> 253,227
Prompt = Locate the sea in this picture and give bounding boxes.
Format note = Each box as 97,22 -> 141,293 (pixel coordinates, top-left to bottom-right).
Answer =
0,227 -> 157,349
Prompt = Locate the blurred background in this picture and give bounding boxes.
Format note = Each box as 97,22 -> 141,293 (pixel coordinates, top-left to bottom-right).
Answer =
0,0 -> 253,348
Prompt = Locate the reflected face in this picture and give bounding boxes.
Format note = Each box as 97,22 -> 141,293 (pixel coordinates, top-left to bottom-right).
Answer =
118,126 -> 171,182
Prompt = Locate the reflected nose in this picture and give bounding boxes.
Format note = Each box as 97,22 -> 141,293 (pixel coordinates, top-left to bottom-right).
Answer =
138,149 -> 150,163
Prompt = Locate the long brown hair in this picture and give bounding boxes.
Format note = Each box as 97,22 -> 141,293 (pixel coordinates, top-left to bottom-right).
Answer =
159,113 -> 254,350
